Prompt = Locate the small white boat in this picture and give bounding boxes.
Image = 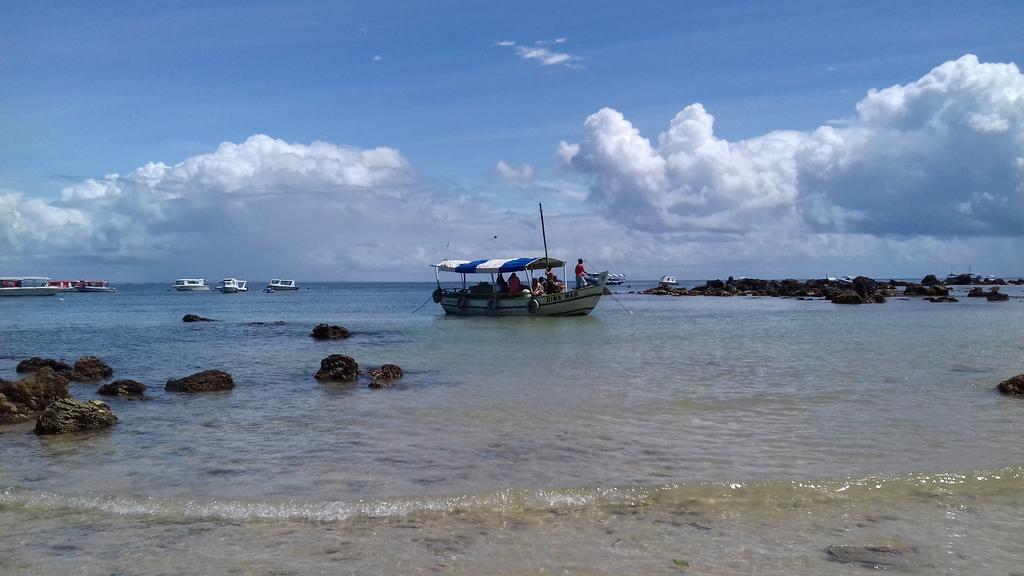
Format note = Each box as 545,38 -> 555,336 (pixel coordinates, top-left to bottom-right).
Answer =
0,276 -> 61,297
48,279 -> 77,292
589,272 -> 625,285
266,279 -> 298,291
216,278 -> 248,293
75,280 -> 116,293
174,278 -> 209,291
659,275 -> 678,287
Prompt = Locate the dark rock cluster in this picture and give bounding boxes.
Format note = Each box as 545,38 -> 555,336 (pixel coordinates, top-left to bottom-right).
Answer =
98,380 -> 148,396
35,398 -> 118,435
182,314 -> 213,322
314,355 -> 360,381
165,370 -> 234,392
0,367 -> 70,424
368,364 -> 404,388
643,276 -> 891,304
311,323 -> 351,340
997,374 -> 1024,395
72,356 -> 114,381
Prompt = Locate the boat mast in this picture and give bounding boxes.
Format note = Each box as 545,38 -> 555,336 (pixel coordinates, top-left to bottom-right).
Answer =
539,202 -> 549,267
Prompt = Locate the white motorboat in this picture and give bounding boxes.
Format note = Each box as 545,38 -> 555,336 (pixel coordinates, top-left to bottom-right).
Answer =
216,278 -> 248,293
590,272 -> 625,285
174,278 -> 209,291
0,276 -> 61,297
75,280 -> 116,293
48,279 -> 77,292
267,279 -> 298,291
430,204 -> 608,317
659,275 -> 678,287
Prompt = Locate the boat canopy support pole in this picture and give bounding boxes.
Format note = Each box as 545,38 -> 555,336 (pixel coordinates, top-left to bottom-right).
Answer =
539,202 -> 550,268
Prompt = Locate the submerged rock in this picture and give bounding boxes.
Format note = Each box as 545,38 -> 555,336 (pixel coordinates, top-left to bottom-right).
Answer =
826,544 -> 924,571
71,356 -> 113,381
314,355 -> 360,382
831,290 -> 864,304
368,364 -> 403,388
0,367 -> 70,412
182,314 -> 213,322
925,296 -> 959,303
997,374 -> 1024,395
15,357 -> 73,375
311,323 -> 351,340
97,379 -> 148,396
165,370 -> 234,392
34,398 -> 117,435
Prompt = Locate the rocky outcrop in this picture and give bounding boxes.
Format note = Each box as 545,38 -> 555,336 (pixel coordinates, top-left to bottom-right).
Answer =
182,314 -> 213,322
967,287 -> 986,297
944,274 -> 977,285
986,287 -> 1009,301
97,380 -> 148,396
997,374 -> 1024,395
831,290 -> 864,304
925,296 -> 959,303
165,370 -> 234,392
368,364 -> 403,388
311,323 -> 351,340
314,355 -> 360,382
34,398 -> 117,435
904,284 -> 950,297
15,357 -> 72,375
0,392 -> 31,424
920,274 -> 940,286
71,356 -> 113,381
0,367 -> 70,412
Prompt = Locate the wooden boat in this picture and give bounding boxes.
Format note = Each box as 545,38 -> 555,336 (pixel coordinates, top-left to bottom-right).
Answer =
430,204 -> 607,317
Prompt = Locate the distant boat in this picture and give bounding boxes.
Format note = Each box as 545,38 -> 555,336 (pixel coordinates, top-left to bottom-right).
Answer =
174,278 -> 209,291
47,279 -> 77,292
75,280 -> 116,293
659,275 -> 678,287
267,279 -> 298,291
0,276 -> 61,297
216,278 -> 248,293
590,272 -> 625,285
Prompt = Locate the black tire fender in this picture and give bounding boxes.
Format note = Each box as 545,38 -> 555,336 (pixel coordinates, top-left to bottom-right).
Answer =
528,299 -> 540,313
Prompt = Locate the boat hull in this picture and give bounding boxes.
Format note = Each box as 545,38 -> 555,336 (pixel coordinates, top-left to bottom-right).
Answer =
267,285 -> 298,291
174,286 -> 210,292
76,286 -> 116,293
439,278 -> 607,317
0,287 -> 61,297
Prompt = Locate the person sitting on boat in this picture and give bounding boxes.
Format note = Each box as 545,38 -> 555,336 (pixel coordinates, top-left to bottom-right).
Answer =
507,272 -> 523,294
496,273 -> 509,293
545,268 -> 563,293
531,277 -> 545,296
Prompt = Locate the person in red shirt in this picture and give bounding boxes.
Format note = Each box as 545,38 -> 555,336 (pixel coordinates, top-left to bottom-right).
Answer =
575,258 -> 589,289
507,272 -> 523,293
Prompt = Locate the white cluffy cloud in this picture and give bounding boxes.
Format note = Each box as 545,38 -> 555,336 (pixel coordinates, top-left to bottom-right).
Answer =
494,39 -> 580,68
496,161 -> 535,183
0,135 -> 447,279
561,54 -> 1024,239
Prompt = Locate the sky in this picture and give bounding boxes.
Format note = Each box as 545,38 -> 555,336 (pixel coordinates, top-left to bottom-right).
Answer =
2,0 -> 1023,282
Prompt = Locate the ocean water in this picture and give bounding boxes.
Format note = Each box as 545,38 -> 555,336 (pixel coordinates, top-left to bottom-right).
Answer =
2,282 -> 1024,575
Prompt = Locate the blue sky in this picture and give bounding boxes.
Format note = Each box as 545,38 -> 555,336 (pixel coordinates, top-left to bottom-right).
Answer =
2,1 -> 1024,280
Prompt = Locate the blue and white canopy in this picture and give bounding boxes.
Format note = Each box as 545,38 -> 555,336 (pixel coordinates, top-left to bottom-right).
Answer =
434,257 -> 565,274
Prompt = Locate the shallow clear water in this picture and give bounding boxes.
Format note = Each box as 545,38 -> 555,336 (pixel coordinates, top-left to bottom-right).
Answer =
2,282 -> 1024,574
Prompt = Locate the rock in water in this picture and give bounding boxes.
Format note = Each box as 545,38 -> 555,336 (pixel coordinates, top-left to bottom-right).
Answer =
34,398 -> 117,435
311,323 -> 351,340
0,367 -> 70,412
182,314 -> 213,322
314,355 -> 360,381
15,357 -> 73,375
71,356 -> 113,381
986,288 -> 1009,301
368,364 -> 403,388
0,392 -> 31,424
921,274 -> 940,285
98,380 -> 148,396
831,290 -> 864,304
165,370 -> 234,392
826,544 -> 924,571
997,374 -> 1024,395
